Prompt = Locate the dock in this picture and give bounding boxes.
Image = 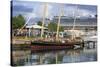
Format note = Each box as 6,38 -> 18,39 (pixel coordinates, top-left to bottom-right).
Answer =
12,39 -> 31,44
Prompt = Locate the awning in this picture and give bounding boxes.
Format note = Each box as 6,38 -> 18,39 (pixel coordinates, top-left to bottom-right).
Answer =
26,25 -> 48,29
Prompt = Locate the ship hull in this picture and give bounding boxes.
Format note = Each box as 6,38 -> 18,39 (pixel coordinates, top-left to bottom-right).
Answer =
31,42 -> 76,51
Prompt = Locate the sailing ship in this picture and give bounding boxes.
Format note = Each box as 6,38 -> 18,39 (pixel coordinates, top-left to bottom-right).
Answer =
31,3 -> 84,50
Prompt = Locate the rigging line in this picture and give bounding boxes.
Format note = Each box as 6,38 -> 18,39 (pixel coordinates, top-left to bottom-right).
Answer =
16,16 -> 31,35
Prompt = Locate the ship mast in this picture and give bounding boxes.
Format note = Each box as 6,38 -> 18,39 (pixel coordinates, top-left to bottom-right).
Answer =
72,5 -> 78,39
56,5 -> 64,41
72,6 -> 78,30
41,3 -> 48,39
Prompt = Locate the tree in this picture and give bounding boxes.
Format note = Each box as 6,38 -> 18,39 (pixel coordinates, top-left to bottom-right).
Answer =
12,14 -> 25,29
59,26 -> 64,32
48,22 -> 64,32
37,21 -> 46,27
48,22 -> 57,32
37,21 -> 42,26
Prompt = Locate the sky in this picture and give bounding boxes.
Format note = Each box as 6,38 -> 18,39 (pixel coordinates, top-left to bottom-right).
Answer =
12,0 -> 97,21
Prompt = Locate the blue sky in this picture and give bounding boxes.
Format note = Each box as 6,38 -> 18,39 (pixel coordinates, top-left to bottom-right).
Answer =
12,1 -> 97,20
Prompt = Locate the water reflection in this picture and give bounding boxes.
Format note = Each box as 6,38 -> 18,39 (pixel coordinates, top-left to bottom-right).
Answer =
12,50 -> 31,66
62,49 -> 97,63
12,48 -> 97,66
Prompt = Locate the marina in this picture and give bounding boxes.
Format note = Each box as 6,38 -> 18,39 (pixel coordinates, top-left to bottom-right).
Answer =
11,1 -> 97,66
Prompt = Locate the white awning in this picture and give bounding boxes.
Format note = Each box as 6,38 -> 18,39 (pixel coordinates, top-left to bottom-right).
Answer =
26,25 -> 48,29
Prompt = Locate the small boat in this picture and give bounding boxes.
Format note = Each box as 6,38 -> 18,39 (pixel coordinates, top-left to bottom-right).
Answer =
83,35 -> 97,42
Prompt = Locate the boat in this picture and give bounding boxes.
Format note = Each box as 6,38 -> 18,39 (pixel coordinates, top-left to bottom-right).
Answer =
31,37 -> 84,51
31,41 -> 74,51
83,31 -> 97,42
30,4 -> 84,51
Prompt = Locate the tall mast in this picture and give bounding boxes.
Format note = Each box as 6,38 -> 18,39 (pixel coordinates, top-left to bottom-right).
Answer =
72,5 -> 78,30
71,5 -> 78,39
56,5 -> 64,40
41,3 -> 48,38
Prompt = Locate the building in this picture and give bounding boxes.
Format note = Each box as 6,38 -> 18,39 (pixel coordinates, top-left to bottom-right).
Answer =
52,16 -> 97,31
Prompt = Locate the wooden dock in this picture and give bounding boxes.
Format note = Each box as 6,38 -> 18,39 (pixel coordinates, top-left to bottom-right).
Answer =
12,39 -> 31,44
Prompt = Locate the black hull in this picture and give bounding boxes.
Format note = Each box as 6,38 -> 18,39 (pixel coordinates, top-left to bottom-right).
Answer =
31,41 -> 76,51
31,41 -> 75,46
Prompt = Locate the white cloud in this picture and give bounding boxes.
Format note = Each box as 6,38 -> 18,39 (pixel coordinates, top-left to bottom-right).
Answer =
28,3 -> 53,19
13,1 -> 96,19
24,13 -> 36,18
78,9 -> 94,17
63,6 -> 95,18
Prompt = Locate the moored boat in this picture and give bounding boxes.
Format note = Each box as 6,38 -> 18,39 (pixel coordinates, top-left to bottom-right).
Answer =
31,38 -> 84,51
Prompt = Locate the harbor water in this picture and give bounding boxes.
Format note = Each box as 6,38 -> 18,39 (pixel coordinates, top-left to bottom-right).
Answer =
11,43 -> 97,66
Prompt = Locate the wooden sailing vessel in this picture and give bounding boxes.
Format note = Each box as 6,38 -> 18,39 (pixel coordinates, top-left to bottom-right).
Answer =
31,3 -> 84,51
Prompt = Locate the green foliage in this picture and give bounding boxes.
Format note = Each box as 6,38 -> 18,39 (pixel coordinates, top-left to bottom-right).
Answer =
37,21 -> 46,27
37,21 -> 42,26
59,26 -> 64,32
48,22 -> 57,32
12,14 -> 25,29
48,22 -> 64,32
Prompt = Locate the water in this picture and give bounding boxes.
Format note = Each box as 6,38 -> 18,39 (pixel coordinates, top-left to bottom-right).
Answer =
12,47 -> 97,66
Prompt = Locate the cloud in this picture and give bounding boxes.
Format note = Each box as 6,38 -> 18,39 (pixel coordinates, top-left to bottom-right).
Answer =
32,3 -> 53,18
77,8 -> 95,17
13,5 -> 33,12
12,1 -> 34,17
62,5 -> 96,18
12,1 -> 97,19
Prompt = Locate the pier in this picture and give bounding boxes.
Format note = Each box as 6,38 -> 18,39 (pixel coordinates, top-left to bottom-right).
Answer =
84,41 -> 97,49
